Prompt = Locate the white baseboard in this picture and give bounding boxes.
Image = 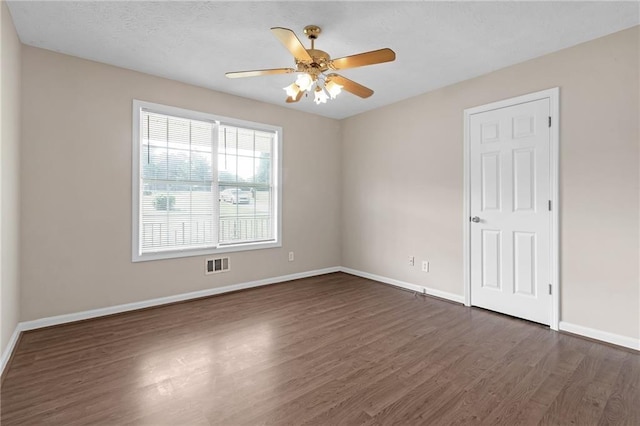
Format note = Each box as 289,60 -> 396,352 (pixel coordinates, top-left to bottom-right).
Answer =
1,325 -> 23,377
340,267 -> 465,304
2,266 -> 339,376
19,267 -> 340,332
4,267 -> 637,377
559,321 -> 639,351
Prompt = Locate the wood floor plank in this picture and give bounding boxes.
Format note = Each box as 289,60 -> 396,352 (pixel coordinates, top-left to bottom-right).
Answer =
360,317 -> 535,424
481,336 -> 588,425
242,318 -> 444,424
302,307 -> 484,425
426,326 -> 560,425
205,298 -> 435,424
598,352 -> 640,426
1,272 -> 638,425
539,343 -> 622,425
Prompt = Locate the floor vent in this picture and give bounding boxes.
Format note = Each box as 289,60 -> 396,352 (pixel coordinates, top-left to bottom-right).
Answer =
205,257 -> 230,275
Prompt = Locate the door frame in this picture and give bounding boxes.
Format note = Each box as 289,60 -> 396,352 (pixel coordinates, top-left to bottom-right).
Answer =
462,87 -> 560,330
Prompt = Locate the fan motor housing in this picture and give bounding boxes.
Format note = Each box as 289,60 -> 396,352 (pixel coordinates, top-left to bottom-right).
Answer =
298,49 -> 331,73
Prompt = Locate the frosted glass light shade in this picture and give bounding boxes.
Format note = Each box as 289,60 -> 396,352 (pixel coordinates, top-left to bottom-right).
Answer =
325,80 -> 343,99
283,83 -> 300,98
295,74 -> 314,92
314,87 -> 329,105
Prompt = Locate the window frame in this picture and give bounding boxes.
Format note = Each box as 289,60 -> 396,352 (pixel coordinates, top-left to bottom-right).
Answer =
131,100 -> 282,262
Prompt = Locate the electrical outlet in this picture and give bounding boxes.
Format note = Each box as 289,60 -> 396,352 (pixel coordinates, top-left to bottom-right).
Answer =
421,261 -> 429,272
288,251 -> 294,262
408,256 -> 415,266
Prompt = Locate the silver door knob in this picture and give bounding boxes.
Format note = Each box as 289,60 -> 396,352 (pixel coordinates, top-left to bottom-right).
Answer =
471,216 -> 480,223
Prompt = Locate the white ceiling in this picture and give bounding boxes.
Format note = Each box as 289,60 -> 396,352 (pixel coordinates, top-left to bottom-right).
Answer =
7,1 -> 639,119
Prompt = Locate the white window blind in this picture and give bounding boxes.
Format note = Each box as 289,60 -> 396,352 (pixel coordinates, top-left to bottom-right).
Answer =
218,125 -> 274,245
140,111 -> 216,253
133,101 -> 281,262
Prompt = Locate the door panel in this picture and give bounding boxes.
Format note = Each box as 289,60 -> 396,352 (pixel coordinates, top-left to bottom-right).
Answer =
481,229 -> 501,289
513,148 -> 535,211
481,153 -> 501,211
470,98 -> 551,325
513,231 -> 536,296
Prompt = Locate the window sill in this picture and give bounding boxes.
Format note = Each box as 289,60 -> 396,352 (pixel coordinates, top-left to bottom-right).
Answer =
132,240 -> 281,262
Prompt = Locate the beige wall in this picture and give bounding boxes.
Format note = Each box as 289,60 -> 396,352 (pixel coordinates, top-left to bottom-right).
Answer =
20,46 -> 341,321
14,23 -> 640,344
1,1 -> 21,355
342,26 -> 640,340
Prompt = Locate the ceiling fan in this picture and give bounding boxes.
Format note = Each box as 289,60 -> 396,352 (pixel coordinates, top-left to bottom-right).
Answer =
225,25 -> 396,104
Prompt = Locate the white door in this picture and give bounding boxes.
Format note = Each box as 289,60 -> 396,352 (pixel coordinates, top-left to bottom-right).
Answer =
469,98 -> 551,325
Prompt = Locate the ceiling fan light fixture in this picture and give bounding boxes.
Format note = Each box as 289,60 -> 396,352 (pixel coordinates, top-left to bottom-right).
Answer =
325,79 -> 343,99
226,26 -> 395,104
314,86 -> 329,105
295,73 -> 314,92
283,82 -> 301,98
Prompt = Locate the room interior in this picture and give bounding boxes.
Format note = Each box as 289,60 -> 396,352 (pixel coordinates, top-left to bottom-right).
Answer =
1,1 -> 639,424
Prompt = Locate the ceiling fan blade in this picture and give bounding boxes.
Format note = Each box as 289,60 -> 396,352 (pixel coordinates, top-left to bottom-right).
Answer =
327,74 -> 374,98
225,68 -> 295,79
330,48 -> 396,70
285,91 -> 304,103
271,27 -> 312,62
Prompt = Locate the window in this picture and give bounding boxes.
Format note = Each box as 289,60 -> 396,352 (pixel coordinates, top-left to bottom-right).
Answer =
132,100 -> 281,262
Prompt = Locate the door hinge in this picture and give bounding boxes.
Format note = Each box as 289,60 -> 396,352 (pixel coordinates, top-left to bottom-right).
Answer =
548,200 -> 552,211
548,284 -> 552,295
548,116 -> 552,127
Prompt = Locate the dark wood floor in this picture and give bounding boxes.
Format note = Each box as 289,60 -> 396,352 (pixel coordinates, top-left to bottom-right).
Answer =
1,272 -> 638,425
